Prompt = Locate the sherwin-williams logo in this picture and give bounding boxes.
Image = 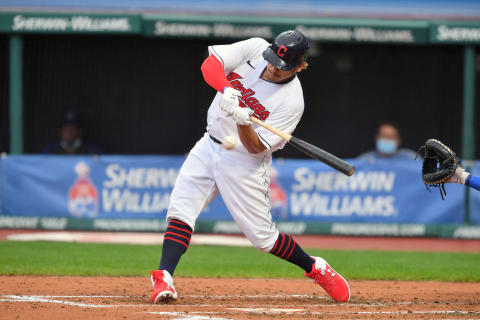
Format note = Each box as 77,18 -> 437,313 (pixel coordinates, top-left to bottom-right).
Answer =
290,168 -> 397,216
68,162 -> 98,218
12,15 -> 131,32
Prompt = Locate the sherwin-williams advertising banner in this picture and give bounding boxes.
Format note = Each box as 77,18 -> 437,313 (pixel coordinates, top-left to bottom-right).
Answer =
0,155 -> 467,224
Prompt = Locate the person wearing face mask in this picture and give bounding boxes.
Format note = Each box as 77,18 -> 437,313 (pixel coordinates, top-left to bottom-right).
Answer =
43,111 -> 102,155
358,123 -> 417,161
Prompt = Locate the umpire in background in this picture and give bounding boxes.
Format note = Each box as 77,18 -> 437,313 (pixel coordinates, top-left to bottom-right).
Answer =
43,110 -> 102,155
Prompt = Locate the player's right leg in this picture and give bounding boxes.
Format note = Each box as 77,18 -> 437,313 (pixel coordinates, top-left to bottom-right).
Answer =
151,136 -> 218,303
270,234 -> 350,302
214,156 -> 350,302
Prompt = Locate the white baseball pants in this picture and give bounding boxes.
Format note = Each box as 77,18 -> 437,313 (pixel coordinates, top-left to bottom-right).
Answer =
167,133 -> 279,252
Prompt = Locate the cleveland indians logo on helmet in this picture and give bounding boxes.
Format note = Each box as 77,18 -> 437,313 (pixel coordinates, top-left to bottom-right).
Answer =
277,45 -> 288,57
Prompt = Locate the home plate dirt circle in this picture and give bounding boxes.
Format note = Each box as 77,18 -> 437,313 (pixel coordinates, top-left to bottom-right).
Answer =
1,276 -> 479,319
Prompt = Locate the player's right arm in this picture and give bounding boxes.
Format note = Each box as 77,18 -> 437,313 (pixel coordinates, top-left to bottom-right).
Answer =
208,37 -> 268,74
201,56 -> 240,115
200,54 -> 233,93
201,38 -> 268,117
200,38 -> 268,93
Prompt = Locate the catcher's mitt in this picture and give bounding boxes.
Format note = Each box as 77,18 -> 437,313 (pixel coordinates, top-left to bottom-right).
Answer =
416,139 -> 462,200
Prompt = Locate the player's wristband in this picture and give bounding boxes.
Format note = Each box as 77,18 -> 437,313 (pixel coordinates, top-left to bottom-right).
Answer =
465,173 -> 472,186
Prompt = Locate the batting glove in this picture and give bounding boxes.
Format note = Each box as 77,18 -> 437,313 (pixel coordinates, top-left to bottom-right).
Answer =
219,87 -> 241,116
231,107 -> 253,126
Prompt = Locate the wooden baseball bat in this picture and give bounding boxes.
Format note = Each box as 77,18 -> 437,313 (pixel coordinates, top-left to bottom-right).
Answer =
250,116 -> 355,176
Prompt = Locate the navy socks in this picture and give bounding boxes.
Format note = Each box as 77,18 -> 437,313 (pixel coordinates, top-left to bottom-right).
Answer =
159,219 -> 192,275
160,224 -> 315,275
270,232 -> 315,273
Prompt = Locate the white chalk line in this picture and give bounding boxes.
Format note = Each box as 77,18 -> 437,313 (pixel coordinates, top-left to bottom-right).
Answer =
0,297 -> 231,309
0,294 -> 416,308
146,309 -> 480,317
1,295 -> 152,308
2,294 -> 479,318
3,295 -> 479,318
4,294 -> 317,299
21,293 -> 453,305
171,317 -> 231,320
147,313 -> 232,320
0,299 -> 415,309
0,294 -> 463,308
228,308 -> 480,315
16,295 -> 131,298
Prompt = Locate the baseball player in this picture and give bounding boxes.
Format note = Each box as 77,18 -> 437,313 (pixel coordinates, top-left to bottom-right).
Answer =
150,31 -> 350,303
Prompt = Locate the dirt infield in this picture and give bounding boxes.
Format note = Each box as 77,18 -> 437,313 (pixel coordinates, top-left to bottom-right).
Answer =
1,276 -> 479,319
2,231 -> 480,318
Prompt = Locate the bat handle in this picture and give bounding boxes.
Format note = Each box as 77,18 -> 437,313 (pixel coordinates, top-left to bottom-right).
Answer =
250,116 -> 292,142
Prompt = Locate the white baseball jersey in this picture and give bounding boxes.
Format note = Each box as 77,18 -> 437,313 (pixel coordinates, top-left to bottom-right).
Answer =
166,38 -> 305,252
207,37 -> 305,159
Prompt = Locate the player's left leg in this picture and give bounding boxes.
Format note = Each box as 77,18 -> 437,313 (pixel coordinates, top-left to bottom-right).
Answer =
151,136 -> 219,303
214,155 -> 350,302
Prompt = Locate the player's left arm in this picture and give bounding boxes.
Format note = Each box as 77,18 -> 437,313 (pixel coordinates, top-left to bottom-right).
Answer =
237,124 -> 267,154
234,100 -> 303,154
254,101 -> 304,153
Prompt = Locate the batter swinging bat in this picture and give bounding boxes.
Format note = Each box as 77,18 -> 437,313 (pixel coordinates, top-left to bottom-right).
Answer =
250,116 -> 355,176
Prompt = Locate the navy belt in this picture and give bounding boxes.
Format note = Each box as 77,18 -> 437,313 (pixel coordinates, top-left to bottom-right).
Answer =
209,134 -> 222,145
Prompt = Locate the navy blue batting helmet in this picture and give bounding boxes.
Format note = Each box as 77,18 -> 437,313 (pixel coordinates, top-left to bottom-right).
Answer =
262,30 -> 309,71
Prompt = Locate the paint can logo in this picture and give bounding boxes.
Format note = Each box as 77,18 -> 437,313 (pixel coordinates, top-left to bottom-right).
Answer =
68,162 -> 98,218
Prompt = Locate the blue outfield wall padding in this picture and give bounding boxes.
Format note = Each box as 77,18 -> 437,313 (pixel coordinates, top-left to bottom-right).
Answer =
0,155 -> 473,225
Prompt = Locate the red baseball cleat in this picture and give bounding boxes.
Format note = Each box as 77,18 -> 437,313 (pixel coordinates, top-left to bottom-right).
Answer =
305,257 -> 350,302
150,270 -> 177,303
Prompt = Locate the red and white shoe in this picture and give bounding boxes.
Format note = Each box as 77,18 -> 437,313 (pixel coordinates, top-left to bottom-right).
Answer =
305,257 -> 350,302
150,270 -> 178,303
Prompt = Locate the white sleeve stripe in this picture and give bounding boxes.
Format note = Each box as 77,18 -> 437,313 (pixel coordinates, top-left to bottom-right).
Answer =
257,132 -> 272,149
210,47 -> 225,68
